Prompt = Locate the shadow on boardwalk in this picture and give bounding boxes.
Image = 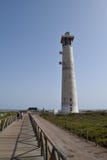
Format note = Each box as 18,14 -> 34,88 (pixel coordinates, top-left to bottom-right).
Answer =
11,115 -> 43,160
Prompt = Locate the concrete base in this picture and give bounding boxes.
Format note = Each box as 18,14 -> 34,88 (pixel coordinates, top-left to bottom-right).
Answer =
62,106 -> 79,114
62,106 -> 71,114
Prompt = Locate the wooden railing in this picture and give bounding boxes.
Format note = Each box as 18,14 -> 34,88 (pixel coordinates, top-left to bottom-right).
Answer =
0,115 -> 17,131
29,114 -> 67,160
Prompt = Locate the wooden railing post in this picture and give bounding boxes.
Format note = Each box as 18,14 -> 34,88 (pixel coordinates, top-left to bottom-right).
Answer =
40,131 -> 43,156
45,137 -> 48,160
50,147 -> 57,160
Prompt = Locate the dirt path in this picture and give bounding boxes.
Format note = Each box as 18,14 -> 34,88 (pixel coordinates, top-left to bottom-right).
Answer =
32,114 -> 107,160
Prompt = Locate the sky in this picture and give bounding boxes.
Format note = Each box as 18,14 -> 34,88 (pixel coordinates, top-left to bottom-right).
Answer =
0,0 -> 107,110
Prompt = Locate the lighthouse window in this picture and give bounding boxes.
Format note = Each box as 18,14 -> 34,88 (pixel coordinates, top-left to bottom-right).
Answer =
70,98 -> 72,102
65,39 -> 67,45
64,38 -> 71,46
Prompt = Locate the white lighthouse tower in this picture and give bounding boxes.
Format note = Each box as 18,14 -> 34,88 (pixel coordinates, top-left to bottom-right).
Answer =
60,32 -> 79,113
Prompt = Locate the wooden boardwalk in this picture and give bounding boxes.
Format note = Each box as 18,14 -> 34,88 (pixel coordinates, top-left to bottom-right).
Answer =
0,114 -> 44,160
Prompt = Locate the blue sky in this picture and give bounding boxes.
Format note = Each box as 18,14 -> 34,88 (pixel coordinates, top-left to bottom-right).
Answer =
0,0 -> 107,110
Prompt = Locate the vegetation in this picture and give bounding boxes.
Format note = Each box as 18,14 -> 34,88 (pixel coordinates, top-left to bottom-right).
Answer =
40,112 -> 107,148
0,111 -> 17,120
0,111 -> 17,131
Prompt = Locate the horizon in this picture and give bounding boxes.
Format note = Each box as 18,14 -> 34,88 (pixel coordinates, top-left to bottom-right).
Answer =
0,106 -> 107,111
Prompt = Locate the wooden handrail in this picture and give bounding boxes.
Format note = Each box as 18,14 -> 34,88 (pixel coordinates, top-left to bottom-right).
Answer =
0,115 -> 17,131
29,114 -> 67,160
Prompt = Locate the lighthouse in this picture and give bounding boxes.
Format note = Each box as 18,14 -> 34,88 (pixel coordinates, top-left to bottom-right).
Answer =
60,32 -> 79,113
